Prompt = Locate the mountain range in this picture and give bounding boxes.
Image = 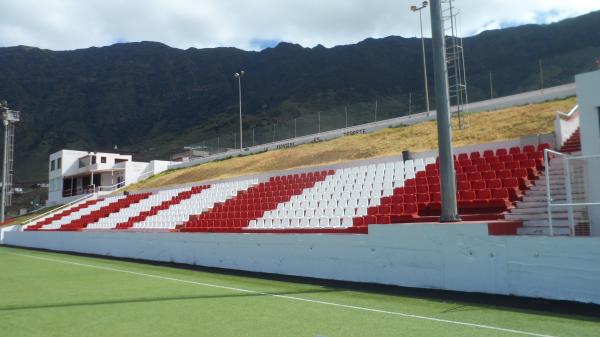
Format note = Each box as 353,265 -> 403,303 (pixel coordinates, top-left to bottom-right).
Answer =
1,10 -> 600,186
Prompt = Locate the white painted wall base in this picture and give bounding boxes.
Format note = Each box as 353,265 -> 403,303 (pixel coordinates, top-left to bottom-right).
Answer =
3,224 -> 600,304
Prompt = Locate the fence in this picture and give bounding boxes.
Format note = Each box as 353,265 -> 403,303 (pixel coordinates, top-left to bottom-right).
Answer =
172,82 -> 576,171
544,149 -> 600,236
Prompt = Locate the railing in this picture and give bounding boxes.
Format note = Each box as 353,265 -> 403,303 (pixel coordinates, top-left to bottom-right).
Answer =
20,194 -> 95,228
544,149 -> 600,236
95,181 -> 126,193
173,82 -> 577,171
554,104 -> 579,148
556,104 -> 579,118
94,168 -> 154,194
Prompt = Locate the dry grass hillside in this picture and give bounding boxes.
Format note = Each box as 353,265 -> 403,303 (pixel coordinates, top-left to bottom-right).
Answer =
128,97 -> 576,191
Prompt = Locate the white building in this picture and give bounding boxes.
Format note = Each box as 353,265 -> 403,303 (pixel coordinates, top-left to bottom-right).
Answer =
47,150 -> 172,206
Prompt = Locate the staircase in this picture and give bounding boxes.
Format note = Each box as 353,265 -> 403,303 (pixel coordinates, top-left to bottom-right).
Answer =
560,128 -> 581,153
505,129 -> 590,236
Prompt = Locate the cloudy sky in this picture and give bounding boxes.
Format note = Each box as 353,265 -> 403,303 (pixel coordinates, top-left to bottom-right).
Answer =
0,0 -> 598,51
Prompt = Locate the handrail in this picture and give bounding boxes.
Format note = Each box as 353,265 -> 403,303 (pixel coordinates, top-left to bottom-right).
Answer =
21,193 -> 95,227
556,104 -> 578,118
95,168 -> 155,194
96,181 -> 126,192
544,148 -> 600,236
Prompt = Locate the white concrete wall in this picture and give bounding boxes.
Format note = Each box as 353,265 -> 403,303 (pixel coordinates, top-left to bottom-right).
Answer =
149,160 -> 172,175
124,162 -> 151,185
555,114 -> 580,148
575,70 -> 600,236
3,223 -> 600,304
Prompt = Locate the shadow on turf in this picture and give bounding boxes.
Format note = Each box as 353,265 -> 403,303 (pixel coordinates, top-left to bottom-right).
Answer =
3,244 -> 600,321
0,288 -> 337,312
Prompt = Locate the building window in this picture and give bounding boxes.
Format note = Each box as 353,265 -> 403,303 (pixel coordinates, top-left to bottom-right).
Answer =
78,158 -> 85,168
101,156 -> 107,164
57,157 -> 62,170
50,160 -> 55,171
92,156 -> 97,165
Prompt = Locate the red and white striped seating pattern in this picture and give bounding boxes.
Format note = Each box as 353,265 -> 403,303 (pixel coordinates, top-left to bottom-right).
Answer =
24,144 -> 550,234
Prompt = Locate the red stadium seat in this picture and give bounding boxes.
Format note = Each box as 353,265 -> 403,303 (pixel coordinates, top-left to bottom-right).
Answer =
482,150 -> 494,158
509,147 -> 521,155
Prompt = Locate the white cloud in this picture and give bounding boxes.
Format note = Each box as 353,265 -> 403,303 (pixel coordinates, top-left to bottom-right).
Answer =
0,0 -> 598,50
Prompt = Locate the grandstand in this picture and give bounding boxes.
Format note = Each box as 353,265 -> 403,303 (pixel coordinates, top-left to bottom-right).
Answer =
20,142 -> 556,234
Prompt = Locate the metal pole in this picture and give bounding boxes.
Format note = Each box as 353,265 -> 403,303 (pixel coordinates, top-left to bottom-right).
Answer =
318,112 -> 321,133
272,123 -> 276,142
345,106 -> 348,127
544,149 -> 554,236
430,0 -> 459,222
238,75 -> 243,150
0,121 -> 7,222
539,59 -> 544,91
419,9 -> 430,113
294,118 -> 297,138
409,92 -> 412,114
374,98 -> 378,122
565,157 -> 575,235
489,71 -> 493,99
217,136 -> 220,152
252,128 -> 255,146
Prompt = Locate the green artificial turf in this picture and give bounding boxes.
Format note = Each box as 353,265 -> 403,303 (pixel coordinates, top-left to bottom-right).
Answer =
0,245 -> 598,337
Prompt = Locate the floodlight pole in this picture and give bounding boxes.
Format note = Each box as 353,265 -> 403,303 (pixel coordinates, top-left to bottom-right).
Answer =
430,0 -> 459,222
411,1 -> 431,114
0,101 -> 19,223
234,71 -> 244,150
1,119 -> 8,222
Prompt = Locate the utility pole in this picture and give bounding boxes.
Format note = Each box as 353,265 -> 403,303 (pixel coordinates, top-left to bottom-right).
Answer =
374,97 -> 378,122
252,128 -> 255,146
272,123 -> 276,142
294,118 -> 297,138
409,92 -> 412,114
234,71 -> 245,150
217,136 -> 220,152
318,112 -> 321,133
538,59 -> 544,91
0,101 -> 19,222
345,106 -> 348,127
489,71 -> 493,99
430,0 -> 459,222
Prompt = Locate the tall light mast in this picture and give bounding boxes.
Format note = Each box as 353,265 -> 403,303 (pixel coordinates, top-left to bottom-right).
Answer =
0,100 -> 20,222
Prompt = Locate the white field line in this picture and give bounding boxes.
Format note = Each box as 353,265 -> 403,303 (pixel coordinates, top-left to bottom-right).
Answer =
10,252 -> 557,337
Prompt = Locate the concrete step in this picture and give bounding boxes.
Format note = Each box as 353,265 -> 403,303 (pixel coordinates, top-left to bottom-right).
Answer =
505,211 -> 586,221
517,226 -> 571,236
522,194 -> 586,202
523,219 -> 588,227
510,205 -> 585,214
515,200 -> 548,208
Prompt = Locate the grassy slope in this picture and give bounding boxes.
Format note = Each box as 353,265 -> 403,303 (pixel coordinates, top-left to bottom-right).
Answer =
128,98 -> 576,191
2,205 -> 62,227
1,246 -> 598,337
